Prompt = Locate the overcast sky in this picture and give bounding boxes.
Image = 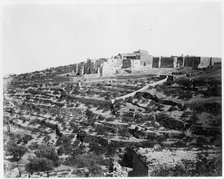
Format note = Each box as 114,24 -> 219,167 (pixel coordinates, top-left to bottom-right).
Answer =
2,1 -> 222,75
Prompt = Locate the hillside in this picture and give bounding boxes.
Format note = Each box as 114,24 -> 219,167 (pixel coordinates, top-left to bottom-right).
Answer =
3,65 -> 222,177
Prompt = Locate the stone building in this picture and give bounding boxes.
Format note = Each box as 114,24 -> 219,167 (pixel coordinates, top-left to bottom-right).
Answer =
128,149 -> 148,177
152,57 -> 160,68
102,58 -> 122,76
152,55 -> 206,69
177,56 -> 184,68
211,57 -> 222,66
118,50 -> 151,69
122,59 -> 132,69
94,58 -> 107,73
77,62 -> 85,76
84,59 -> 95,74
198,57 -> 211,68
160,57 -> 174,68
135,50 -> 153,67
184,56 -> 201,68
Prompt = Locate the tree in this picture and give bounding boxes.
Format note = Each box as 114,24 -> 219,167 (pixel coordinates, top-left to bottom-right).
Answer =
5,141 -> 28,177
6,141 -> 28,161
72,84 -> 80,94
25,157 -> 54,176
68,153 -> 106,176
85,109 -> 94,120
76,130 -> 87,145
35,144 -> 60,167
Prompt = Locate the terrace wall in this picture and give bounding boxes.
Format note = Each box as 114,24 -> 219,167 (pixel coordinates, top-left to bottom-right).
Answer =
83,73 -> 100,80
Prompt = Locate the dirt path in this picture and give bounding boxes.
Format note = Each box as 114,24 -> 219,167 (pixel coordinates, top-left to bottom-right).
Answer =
112,76 -> 168,103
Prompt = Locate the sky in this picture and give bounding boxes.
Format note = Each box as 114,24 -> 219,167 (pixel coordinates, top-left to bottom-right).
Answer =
2,1 -> 222,75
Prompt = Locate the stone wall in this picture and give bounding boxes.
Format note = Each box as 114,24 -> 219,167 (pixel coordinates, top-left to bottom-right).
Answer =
160,57 -> 174,68
177,57 -> 184,68
198,57 -> 211,68
152,57 -> 160,68
128,150 -> 148,177
184,56 -> 200,68
211,57 -> 222,66
122,59 -> 131,69
140,51 -> 153,67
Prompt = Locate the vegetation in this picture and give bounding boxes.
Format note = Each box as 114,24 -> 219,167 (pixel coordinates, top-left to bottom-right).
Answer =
25,157 -> 54,175
67,152 -> 107,176
34,144 -> 60,167
5,141 -> 28,161
4,66 -> 222,177
151,154 -> 222,176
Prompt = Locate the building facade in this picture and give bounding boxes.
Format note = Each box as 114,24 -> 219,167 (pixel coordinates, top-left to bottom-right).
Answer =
198,57 -> 211,68
73,51 -> 222,77
102,58 -> 122,76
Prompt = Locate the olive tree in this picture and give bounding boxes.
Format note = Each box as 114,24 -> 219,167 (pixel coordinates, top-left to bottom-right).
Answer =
25,157 -> 54,176
34,144 -> 60,167
6,141 -> 28,161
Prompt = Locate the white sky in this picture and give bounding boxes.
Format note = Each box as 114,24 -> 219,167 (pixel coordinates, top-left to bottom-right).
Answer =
2,1 -> 222,75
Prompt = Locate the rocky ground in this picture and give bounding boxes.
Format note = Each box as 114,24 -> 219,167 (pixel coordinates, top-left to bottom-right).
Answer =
3,66 -> 222,177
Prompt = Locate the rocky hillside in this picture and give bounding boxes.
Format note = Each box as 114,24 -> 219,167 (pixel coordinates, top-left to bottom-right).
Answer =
3,66 -> 222,177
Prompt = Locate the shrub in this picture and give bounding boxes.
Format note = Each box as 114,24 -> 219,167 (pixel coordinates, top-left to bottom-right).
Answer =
35,144 -> 60,167
151,163 -> 187,176
25,157 -> 54,175
56,135 -> 70,146
89,142 -> 106,155
119,128 -> 131,138
106,142 -> 119,156
95,126 -> 107,136
28,142 -> 39,151
43,135 -> 51,143
71,152 -> 108,168
5,141 -> 28,161
57,146 -> 64,156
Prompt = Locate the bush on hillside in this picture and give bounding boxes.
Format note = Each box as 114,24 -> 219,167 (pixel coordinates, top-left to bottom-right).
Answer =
5,141 -> 28,161
34,144 -> 60,167
25,157 -> 54,175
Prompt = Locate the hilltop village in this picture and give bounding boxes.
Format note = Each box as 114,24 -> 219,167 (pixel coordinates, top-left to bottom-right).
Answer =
50,50 -> 222,83
3,49 -> 222,177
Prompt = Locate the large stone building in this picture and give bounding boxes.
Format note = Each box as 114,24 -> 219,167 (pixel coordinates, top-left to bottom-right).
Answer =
73,50 -> 221,77
118,50 -> 152,69
84,59 -> 95,74
101,58 -> 122,76
160,57 -> 175,68
211,57 -> 222,66
136,50 -> 153,67
177,56 -> 184,68
94,58 -> 107,73
198,57 -> 211,68
77,62 -> 85,76
184,56 -> 201,68
151,55 -> 216,69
